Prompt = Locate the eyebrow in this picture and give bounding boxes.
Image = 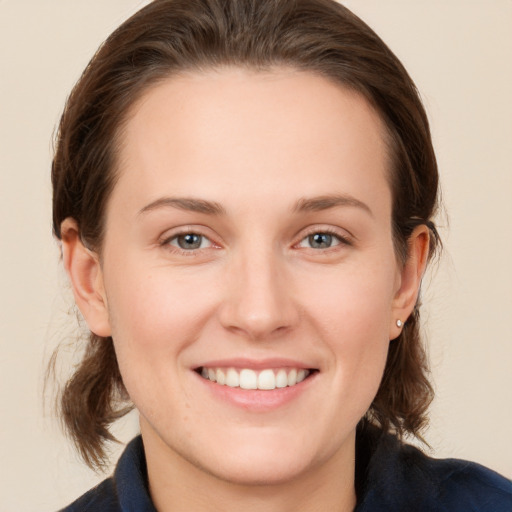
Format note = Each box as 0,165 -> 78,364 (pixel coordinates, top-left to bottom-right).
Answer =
138,193 -> 372,217
138,197 -> 226,216
293,194 -> 373,217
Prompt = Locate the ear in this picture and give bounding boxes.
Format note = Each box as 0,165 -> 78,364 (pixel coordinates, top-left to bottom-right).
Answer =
390,225 -> 430,340
60,218 -> 112,337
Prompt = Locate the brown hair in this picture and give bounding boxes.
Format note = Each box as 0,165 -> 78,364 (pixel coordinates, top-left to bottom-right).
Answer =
51,0 -> 439,469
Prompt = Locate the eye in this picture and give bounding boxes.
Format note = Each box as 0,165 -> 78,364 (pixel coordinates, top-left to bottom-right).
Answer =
167,233 -> 212,251
298,231 -> 346,249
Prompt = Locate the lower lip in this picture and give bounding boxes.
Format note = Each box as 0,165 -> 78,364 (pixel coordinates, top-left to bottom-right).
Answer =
194,371 -> 317,412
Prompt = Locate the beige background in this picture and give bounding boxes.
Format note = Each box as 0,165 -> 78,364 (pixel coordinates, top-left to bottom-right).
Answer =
1,1 -> 511,510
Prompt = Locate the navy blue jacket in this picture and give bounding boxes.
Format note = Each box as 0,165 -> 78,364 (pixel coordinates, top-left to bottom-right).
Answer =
60,427 -> 512,511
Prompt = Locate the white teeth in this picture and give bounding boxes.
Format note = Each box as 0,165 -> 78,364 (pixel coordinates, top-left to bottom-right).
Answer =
258,369 -> 276,390
216,368 -> 226,385
275,369 -> 288,388
200,366 -> 311,390
239,369 -> 258,389
225,368 -> 239,387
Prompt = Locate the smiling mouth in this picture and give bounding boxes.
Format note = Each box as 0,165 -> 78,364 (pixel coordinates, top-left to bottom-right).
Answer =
196,367 -> 318,391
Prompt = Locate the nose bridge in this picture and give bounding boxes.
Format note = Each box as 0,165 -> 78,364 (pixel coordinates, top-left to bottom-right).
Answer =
219,241 -> 298,339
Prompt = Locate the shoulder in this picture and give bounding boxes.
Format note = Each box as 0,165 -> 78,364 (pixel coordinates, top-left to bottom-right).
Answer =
58,436 -> 156,512
58,477 -> 119,512
356,426 -> 512,512
423,455 -> 512,511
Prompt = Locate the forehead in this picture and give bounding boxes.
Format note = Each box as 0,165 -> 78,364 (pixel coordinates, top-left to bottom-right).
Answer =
112,68 -> 391,216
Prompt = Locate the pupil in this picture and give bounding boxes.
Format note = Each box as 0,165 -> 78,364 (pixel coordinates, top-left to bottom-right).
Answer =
310,233 -> 332,248
178,233 -> 202,249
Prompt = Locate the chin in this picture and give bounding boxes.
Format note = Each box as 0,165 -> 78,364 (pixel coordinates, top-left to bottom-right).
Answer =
202,447 -> 317,486
184,426 -> 341,487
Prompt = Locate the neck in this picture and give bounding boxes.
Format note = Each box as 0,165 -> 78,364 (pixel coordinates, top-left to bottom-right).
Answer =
142,425 -> 357,512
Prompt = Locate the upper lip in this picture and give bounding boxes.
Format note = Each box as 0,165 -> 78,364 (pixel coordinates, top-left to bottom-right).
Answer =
194,357 -> 317,371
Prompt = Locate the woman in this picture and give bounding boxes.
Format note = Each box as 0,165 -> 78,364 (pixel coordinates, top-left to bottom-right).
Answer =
52,0 -> 512,510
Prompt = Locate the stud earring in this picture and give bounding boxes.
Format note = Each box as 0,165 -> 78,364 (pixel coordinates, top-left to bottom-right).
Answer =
396,319 -> 403,328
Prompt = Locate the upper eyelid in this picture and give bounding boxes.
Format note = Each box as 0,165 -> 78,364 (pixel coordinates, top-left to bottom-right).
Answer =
161,232 -> 218,255
157,224 -> 354,247
294,224 -> 355,243
296,232 -> 351,250
159,225 -> 217,243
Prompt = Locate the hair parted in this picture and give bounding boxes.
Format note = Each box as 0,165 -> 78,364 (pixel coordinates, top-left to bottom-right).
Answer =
51,0 -> 440,469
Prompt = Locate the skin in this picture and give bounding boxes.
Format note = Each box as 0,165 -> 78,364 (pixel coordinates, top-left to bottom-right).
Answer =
62,68 -> 429,512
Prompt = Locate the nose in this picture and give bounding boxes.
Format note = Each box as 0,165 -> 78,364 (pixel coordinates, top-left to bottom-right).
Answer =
218,248 -> 300,341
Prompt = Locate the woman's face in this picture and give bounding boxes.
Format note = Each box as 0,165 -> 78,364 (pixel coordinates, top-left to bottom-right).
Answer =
94,69 -> 414,484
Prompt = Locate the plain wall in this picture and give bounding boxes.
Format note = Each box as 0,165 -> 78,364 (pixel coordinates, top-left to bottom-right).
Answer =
1,1 -> 510,510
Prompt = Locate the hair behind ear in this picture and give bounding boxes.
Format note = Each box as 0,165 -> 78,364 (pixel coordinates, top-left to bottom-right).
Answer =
367,306 -> 433,441
59,333 -> 132,469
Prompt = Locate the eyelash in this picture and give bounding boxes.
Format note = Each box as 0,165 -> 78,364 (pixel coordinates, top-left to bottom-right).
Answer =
160,227 -> 352,256
296,228 -> 353,251
160,230 -> 217,256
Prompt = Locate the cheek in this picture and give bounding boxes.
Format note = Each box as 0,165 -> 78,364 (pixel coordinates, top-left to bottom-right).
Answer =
103,264 -> 219,394
103,268 -> 215,424
302,258 -> 397,338
107,264 -> 214,341
301,261 -> 395,409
